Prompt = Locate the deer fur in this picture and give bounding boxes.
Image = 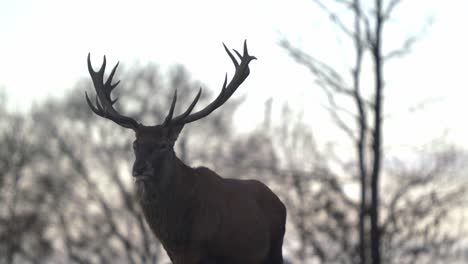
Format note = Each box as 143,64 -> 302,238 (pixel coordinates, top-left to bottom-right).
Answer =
85,42 -> 287,264
133,126 -> 286,264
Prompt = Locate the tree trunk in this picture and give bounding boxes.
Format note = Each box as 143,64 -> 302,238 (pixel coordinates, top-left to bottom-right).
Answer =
370,1 -> 383,263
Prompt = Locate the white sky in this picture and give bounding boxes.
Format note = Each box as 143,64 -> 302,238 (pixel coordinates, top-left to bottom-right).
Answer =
1,0 -> 468,153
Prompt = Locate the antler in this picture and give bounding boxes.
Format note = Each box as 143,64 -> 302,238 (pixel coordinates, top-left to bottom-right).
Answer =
85,54 -> 139,129
163,40 -> 256,126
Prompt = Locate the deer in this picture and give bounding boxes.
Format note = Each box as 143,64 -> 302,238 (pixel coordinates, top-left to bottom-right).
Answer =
85,41 -> 286,264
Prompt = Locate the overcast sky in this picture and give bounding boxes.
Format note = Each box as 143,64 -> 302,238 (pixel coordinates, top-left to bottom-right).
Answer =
1,0 -> 467,153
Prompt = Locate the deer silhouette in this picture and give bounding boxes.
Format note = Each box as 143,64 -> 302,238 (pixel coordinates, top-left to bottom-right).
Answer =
85,41 -> 286,264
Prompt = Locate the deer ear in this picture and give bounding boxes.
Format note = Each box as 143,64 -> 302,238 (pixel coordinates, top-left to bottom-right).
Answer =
167,124 -> 184,142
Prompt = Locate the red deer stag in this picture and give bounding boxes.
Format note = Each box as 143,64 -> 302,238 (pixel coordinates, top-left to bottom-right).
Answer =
85,41 -> 286,264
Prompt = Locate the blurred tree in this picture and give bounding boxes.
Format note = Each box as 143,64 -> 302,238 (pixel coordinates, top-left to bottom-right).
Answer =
279,0 -> 467,263
233,102 -> 467,263
1,62 -> 241,263
380,146 -> 467,263
0,98 -> 61,263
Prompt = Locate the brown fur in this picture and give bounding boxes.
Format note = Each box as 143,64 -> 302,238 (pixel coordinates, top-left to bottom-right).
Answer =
134,127 -> 286,264
85,42 -> 286,263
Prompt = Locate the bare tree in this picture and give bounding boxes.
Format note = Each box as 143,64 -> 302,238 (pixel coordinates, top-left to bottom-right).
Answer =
236,104 -> 467,263
280,1 -> 467,263
380,146 -> 468,263
0,61 -> 242,263
0,100 -> 62,263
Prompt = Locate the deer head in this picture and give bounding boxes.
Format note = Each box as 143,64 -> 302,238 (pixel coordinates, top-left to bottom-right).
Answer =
85,41 -> 256,181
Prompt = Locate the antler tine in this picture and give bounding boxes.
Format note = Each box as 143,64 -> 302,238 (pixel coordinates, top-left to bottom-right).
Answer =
176,87 -> 203,120
167,41 -> 256,126
163,89 -> 178,125
85,53 -> 139,129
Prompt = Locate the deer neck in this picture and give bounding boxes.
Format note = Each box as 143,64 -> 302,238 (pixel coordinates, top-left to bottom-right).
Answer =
136,153 -> 197,247
137,152 -> 192,201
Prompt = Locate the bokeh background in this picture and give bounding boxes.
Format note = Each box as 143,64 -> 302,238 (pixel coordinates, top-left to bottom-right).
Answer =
1,0 -> 468,263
